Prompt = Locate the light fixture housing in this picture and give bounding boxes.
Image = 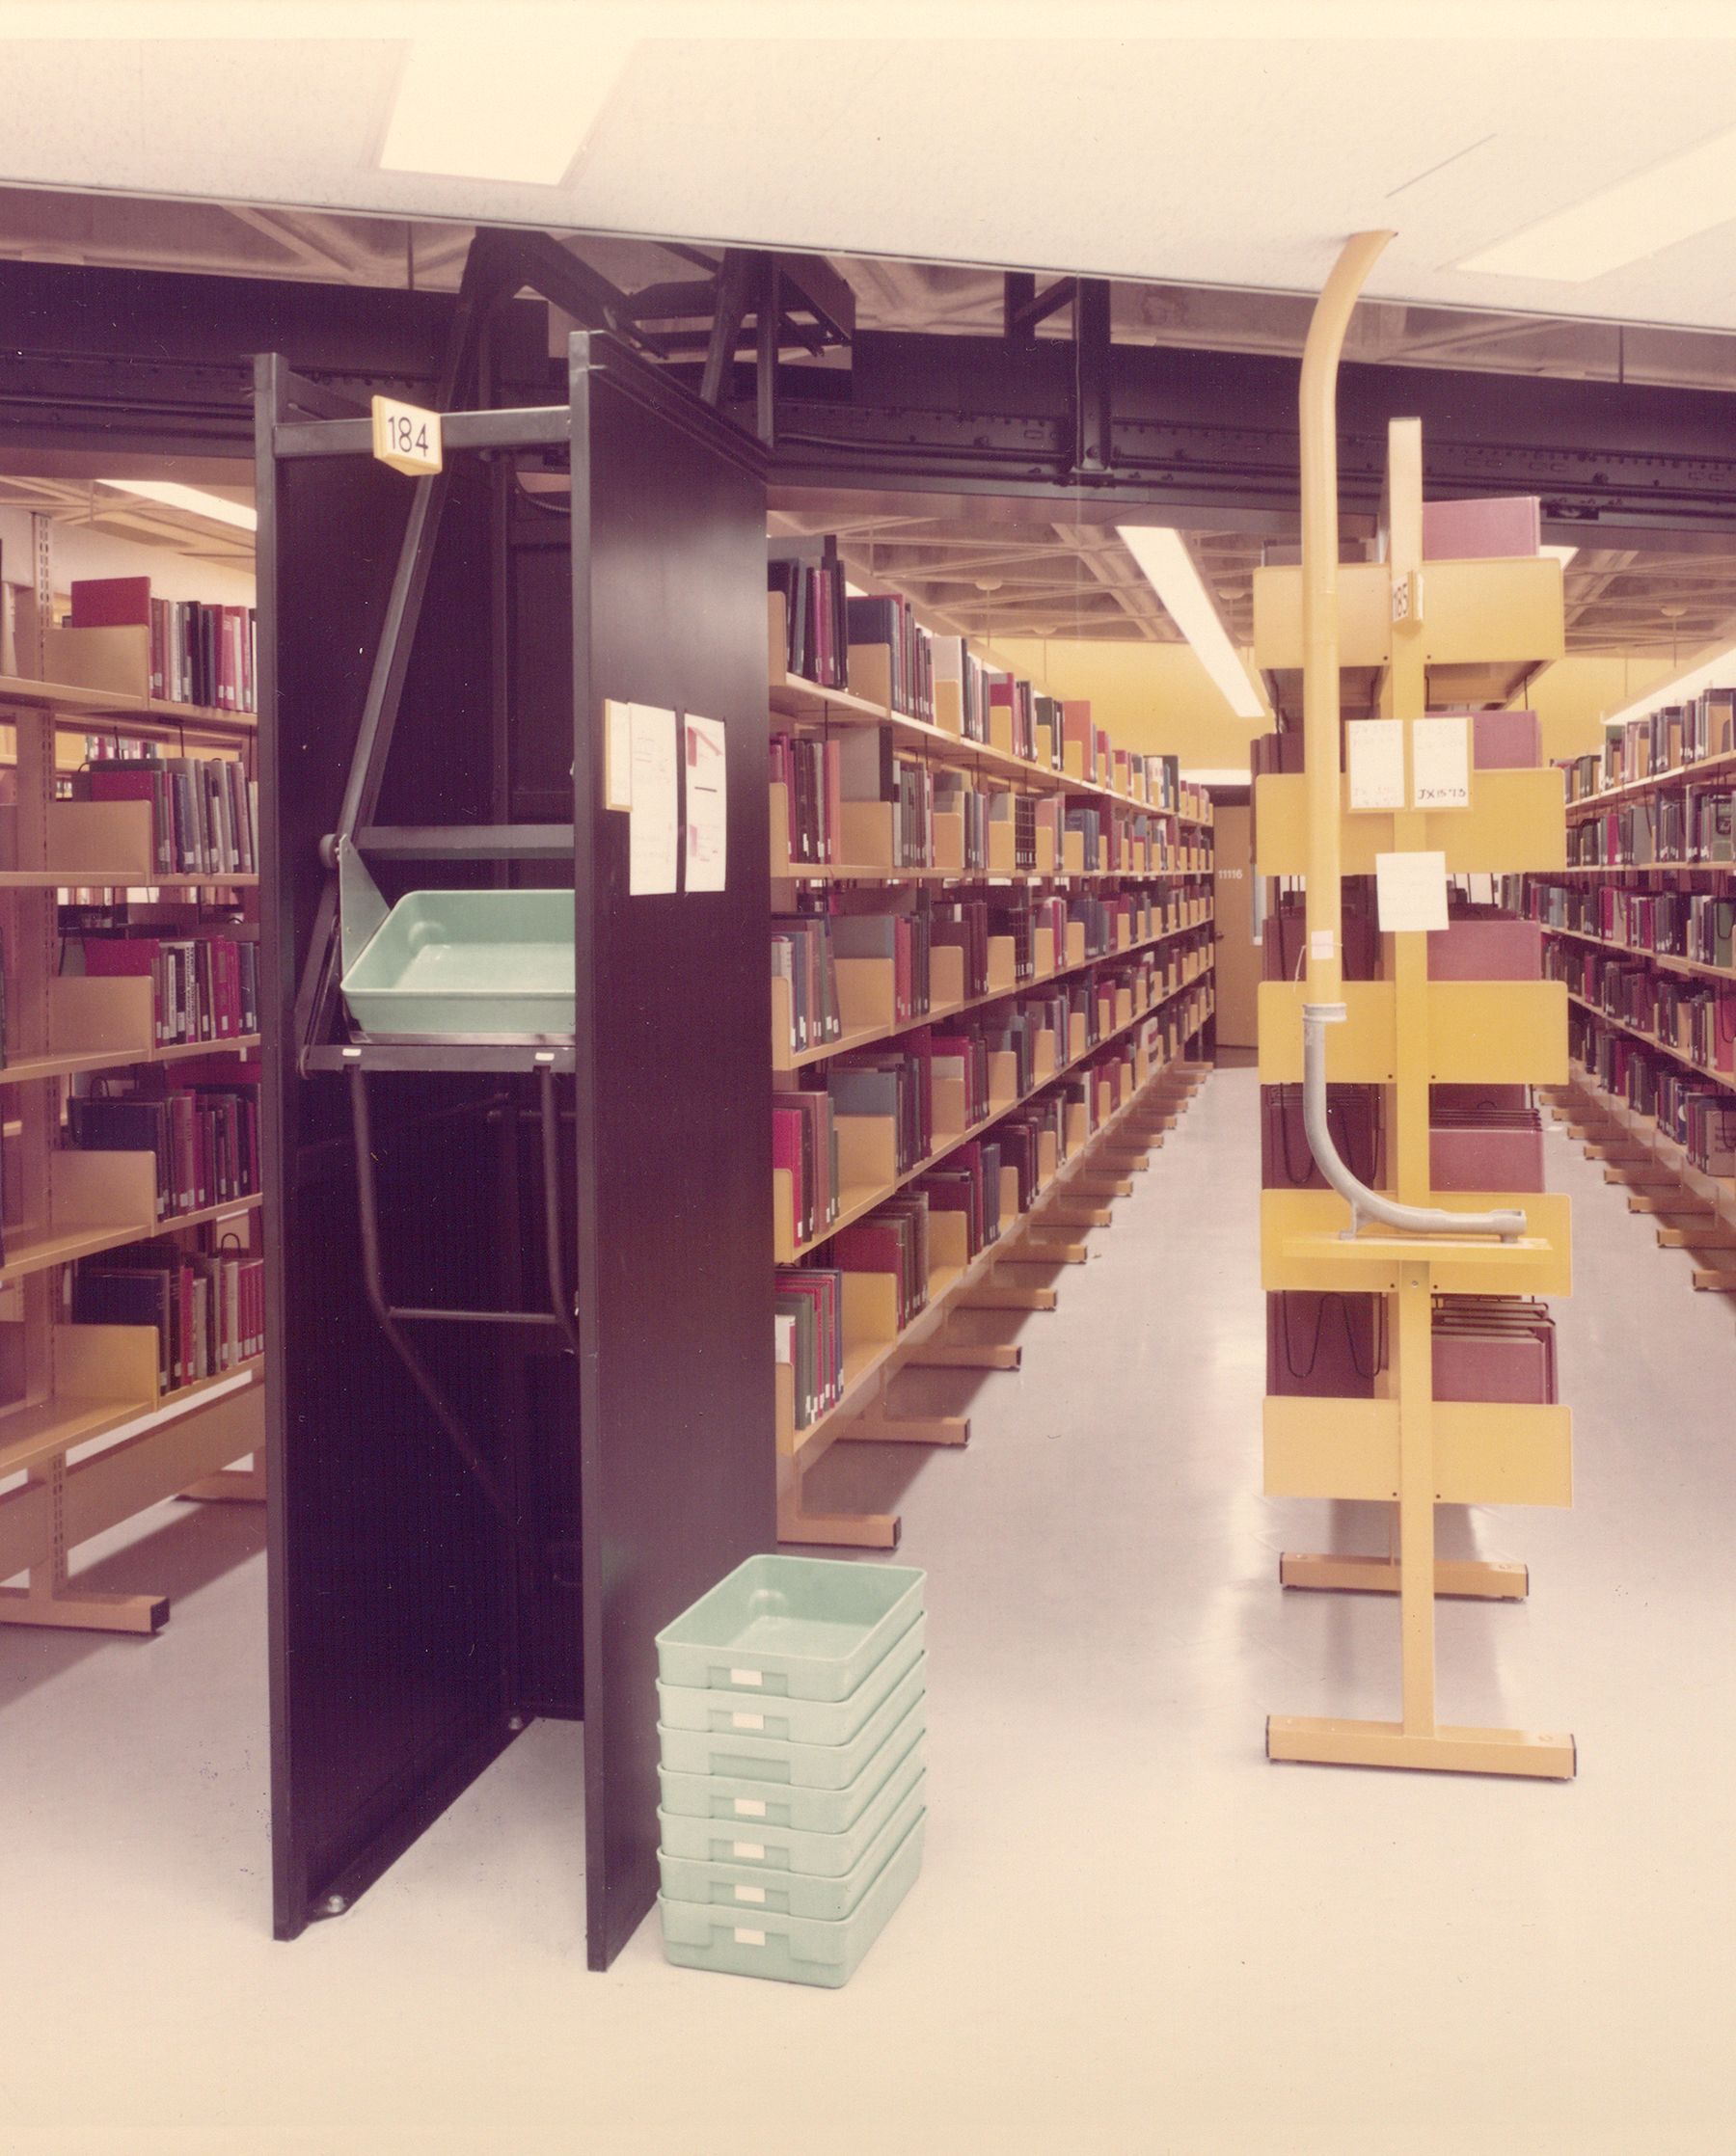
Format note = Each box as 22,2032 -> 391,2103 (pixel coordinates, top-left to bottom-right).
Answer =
96,480 -> 258,532
379,35 -> 632,186
1115,525 -> 1266,719
1457,127 -> 1736,283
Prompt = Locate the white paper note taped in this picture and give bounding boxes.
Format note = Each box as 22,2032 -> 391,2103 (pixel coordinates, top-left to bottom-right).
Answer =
732,1797 -> 767,1818
731,1841 -> 765,1861
729,1668 -> 763,1687
730,1711 -> 765,1731
734,1927 -> 766,1947
1412,716 -> 1471,810
1374,849 -> 1450,933
683,713 -> 727,893
603,701 -> 634,812
627,704 -> 679,895
1345,719 -> 1405,811
733,1884 -> 767,1904
1309,930 -> 1336,962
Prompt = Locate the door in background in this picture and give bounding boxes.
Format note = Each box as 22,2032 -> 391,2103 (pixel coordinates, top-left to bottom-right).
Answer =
1212,801 -> 1261,1054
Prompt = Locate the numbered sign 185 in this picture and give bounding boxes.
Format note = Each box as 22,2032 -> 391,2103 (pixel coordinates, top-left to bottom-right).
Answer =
370,395 -> 444,478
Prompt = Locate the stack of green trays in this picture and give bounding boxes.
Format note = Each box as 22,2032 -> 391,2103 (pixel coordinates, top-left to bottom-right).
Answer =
654,1553 -> 928,1987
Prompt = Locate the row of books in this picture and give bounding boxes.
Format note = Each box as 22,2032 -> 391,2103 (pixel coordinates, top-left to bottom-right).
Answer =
768,539 -> 850,691
71,933 -> 259,1045
774,1005 -> 1214,1423
1549,942 -> 1736,1074
1567,789 -> 1736,865
773,891 -> 1207,1056
1565,689 -> 1736,797
774,1265 -> 845,1431
773,723 -> 1207,871
773,958 -> 1184,1246
62,753 -> 258,876
68,577 -> 258,714
70,1235 -> 265,1391
1529,881 -> 1736,971
65,1072 -> 261,1220
1568,1009 -> 1734,1167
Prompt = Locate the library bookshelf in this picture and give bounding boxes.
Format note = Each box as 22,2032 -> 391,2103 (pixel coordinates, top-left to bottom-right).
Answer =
1529,740 -> 1736,1291
0,673 -> 262,1634
768,608 -> 1215,1549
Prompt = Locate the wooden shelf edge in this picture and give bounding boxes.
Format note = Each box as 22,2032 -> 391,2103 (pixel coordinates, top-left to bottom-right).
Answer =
0,1357 -> 262,1485
0,1033 -> 260,1088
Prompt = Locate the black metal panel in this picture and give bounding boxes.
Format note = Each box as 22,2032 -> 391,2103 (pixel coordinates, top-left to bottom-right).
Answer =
729,328 -> 1736,533
568,334 -> 774,1970
258,358 -> 520,1939
0,258 -> 546,457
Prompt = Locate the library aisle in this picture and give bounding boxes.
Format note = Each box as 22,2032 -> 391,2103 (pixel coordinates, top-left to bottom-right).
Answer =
5,1071 -> 1734,2154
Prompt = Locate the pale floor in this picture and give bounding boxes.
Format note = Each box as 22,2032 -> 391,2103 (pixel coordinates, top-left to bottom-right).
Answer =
4,1067 -> 1735,2155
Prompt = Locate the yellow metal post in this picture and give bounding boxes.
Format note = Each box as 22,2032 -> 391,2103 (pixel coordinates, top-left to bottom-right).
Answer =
1262,247 -> 1575,1782
1299,229 -> 1391,1004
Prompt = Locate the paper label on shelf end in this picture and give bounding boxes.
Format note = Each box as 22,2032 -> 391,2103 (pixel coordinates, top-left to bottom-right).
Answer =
731,1841 -> 765,1861
733,1927 -> 766,1947
732,1797 -> 767,1818
1374,849 -> 1451,933
733,1885 -> 767,1904
730,1711 -> 765,1731
1309,930 -> 1336,961
729,1668 -> 763,1686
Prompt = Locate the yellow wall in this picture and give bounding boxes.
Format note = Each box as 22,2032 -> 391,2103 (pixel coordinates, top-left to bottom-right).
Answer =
990,636 -> 1266,774
1518,652 -> 1679,761
990,634 -> 1683,776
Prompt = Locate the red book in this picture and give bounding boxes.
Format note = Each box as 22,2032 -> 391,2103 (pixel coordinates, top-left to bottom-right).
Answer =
772,1107 -> 805,1246
1062,701 -> 1094,772
69,576 -> 151,628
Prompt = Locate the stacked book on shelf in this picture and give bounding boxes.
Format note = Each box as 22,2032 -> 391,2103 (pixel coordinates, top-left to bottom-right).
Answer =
774,1264 -> 844,1430
70,930 -> 259,1044
768,538 -> 850,691
69,1231 -> 265,1390
66,576 -> 258,714
656,1556 -> 928,1988
62,750 -> 258,877
65,1065 -> 261,1221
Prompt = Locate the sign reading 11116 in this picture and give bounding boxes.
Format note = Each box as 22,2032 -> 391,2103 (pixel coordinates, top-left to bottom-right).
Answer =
370,395 -> 444,478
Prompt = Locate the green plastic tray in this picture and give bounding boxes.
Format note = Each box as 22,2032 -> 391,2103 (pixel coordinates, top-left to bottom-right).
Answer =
657,1616 -> 926,1746
658,1659 -> 924,1788
657,1738 -> 926,1879
654,1553 -> 926,1703
657,1769 -> 926,1921
340,888 -> 576,1037
659,1812 -> 925,1987
658,1696 -> 925,1833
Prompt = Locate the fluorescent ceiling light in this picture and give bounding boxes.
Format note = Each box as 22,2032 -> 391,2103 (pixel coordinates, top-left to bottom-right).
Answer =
1458,127 -> 1736,283
1540,543 -> 1578,568
1605,640 -> 1736,729
1115,526 -> 1265,720
380,35 -> 633,185
97,480 -> 257,531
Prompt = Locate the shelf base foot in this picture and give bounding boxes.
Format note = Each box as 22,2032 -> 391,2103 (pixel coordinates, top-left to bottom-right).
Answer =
1267,1714 -> 1574,1780
776,1503 -> 900,1551
966,1283 -> 1057,1312
1692,1268 -> 1736,1291
902,1341 -> 1019,1371
178,1461 -> 266,1505
843,1415 -> 969,1447
1279,1552 -> 1529,1601
0,1585 -> 169,1635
